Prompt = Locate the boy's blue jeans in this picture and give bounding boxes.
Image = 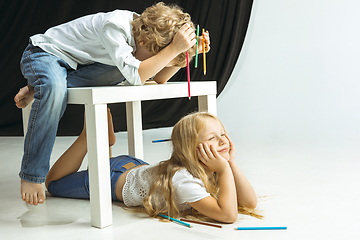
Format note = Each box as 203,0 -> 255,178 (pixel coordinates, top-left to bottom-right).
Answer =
19,42 -> 125,183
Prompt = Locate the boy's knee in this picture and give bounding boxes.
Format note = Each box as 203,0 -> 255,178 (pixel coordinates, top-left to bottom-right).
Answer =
35,78 -> 67,107
51,80 -> 67,95
50,83 -> 67,105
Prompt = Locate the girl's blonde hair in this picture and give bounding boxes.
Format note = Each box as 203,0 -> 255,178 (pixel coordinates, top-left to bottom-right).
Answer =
131,2 -> 197,67
140,112 -> 263,221
142,112 -> 221,218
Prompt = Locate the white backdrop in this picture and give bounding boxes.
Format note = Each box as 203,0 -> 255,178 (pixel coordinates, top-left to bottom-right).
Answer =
217,0 -> 360,148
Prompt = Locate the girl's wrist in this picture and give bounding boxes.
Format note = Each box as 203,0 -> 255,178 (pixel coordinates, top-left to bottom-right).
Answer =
228,159 -> 237,168
216,163 -> 232,176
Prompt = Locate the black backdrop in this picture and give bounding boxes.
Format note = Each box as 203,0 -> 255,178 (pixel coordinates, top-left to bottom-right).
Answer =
0,0 -> 253,136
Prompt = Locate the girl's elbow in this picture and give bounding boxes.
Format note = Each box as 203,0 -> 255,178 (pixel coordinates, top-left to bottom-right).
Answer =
225,212 -> 238,224
220,210 -> 238,224
250,197 -> 258,209
240,197 -> 258,210
246,198 -> 257,210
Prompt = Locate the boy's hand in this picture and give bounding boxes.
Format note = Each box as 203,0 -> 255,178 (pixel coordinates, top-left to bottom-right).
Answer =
198,30 -> 210,54
197,142 -> 229,174
171,23 -> 197,53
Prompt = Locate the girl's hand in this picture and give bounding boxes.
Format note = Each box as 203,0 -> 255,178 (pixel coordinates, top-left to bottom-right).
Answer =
225,134 -> 236,164
197,142 -> 229,174
198,30 -> 210,54
171,23 -> 197,54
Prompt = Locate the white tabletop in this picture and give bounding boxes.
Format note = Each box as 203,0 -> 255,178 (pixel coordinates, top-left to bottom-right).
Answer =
67,81 -> 217,104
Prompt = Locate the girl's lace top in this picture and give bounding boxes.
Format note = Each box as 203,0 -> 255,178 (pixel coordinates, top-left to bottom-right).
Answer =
122,165 -> 210,210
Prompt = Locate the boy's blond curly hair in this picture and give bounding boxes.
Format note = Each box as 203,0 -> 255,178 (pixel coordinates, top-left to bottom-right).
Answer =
131,2 -> 197,67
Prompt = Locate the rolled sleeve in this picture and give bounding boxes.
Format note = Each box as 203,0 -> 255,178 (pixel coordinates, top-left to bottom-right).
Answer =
172,169 -> 210,204
100,23 -> 142,86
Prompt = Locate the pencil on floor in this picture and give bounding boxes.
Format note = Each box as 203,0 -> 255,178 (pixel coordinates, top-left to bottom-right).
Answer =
159,214 -> 192,228
179,219 -> 222,228
234,226 -> 287,230
152,139 -> 171,143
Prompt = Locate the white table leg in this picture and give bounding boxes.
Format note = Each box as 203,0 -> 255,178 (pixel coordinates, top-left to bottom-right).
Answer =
126,101 -> 144,159
198,94 -> 217,115
85,104 -> 112,228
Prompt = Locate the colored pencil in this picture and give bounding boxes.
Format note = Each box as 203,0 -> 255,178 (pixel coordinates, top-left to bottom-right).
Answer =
202,29 -> 206,75
186,51 -> 191,100
152,139 -> 171,143
195,25 -> 199,68
159,214 -> 192,228
234,227 -> 287,230
180,219 -> 222,228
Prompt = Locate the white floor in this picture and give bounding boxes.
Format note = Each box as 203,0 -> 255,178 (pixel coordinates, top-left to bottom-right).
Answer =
0,127 -> 359,240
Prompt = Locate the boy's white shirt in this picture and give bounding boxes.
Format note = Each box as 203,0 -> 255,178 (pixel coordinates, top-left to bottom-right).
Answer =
30,10 -> 143,86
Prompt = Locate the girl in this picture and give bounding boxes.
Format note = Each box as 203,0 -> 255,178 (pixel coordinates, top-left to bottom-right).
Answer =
44,110 -> 257,223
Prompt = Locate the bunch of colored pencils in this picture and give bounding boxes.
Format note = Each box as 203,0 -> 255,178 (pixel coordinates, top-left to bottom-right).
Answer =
187,25 -> 207,100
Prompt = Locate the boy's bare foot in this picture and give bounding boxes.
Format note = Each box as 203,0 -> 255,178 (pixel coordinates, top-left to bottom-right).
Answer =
14,84 -> 35,109
21,179 -> 45,206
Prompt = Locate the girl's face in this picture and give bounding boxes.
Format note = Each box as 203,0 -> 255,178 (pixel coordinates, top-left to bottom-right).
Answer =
198,118 -> 230,161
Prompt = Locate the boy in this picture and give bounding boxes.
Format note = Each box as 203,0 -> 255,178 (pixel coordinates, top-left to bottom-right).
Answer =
15,2 -> 210,206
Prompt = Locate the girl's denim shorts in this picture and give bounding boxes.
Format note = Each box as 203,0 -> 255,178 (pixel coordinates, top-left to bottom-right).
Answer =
47,155 -> 148,201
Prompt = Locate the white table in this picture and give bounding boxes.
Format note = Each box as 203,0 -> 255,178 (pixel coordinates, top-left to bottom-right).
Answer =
23,81 -> 217,228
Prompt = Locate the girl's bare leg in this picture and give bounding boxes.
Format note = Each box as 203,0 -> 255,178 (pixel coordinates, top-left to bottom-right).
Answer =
45,108 -> 116,189
108,108 -> 116,157
14,84 -> 35,108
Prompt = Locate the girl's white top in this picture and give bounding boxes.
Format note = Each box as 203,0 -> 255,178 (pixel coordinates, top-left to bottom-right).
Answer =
29,10 -> 142,86
122,165 -> 211,210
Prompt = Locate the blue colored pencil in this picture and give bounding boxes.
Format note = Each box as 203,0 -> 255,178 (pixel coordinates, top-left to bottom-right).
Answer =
152,139 -> 171,143
235,226 -> 287,230
159,214 -> 192,228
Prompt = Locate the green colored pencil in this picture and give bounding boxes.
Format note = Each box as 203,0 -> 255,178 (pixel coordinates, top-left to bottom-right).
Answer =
195,25 -> 199,68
